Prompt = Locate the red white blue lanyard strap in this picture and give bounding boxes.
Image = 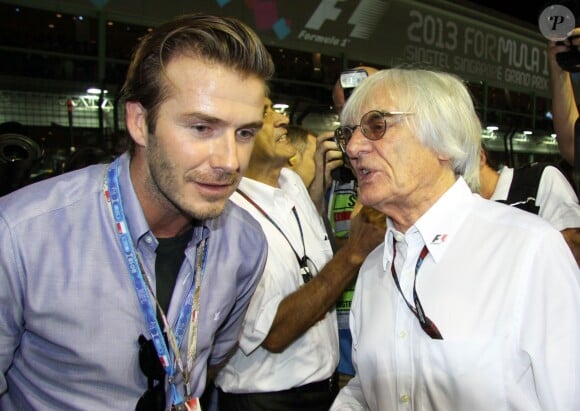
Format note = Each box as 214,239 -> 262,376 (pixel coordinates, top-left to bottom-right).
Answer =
104,158 -> 208,405
390,241 -> 443,340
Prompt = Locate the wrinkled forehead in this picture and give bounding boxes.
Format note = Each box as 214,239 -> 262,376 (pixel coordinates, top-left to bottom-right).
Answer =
342,83 -> 398,125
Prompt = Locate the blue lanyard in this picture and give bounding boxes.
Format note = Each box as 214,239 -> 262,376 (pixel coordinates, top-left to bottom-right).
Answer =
104,158 -> 207,405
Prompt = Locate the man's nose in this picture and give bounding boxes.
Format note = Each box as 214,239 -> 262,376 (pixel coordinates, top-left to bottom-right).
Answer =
346,127 -> 366,159
208,131 -> 241,172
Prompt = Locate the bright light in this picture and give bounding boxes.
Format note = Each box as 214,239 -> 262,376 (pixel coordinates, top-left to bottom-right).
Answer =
273,103 -> 289,110
86,88 -> 108,95
523,130 -> 532,135
486,126 -> 499,131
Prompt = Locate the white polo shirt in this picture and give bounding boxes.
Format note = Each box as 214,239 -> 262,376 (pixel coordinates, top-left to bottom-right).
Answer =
491,165 -> 580,231
215,168 -> 337,393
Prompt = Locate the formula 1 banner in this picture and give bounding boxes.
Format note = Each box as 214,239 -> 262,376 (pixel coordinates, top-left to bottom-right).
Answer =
64,0 -> 553,97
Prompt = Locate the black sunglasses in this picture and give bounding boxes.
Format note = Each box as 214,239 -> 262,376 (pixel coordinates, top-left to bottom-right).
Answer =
135,334 -> 167,411
334,110 -> 414,154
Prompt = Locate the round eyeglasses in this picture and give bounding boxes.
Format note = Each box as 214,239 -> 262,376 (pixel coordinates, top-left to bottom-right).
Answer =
334,110 -> 414,154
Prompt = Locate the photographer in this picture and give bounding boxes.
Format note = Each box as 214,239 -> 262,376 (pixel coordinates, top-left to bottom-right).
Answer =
308,66 -> 386,390
309,67 -> 379,239
549,27 -> 579,166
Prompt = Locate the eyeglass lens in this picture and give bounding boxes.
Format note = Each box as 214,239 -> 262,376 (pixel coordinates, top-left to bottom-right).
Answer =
334,110 -> 389,153
361,111 -> 387,140
135,334 -> 167,411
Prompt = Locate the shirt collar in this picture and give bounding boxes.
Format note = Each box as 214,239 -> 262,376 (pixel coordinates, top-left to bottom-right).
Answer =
115,153 -> 151,246
238,169 -> 299,214
382,177 -> 474,268
489,166 -> 513,202
115,153 -> 208,248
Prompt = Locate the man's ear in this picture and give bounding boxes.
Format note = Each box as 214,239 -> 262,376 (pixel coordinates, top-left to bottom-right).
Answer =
479,147 -> 487,168
288,154 -> 300,167
125,101 -> 149,148
437,152 -> 450,162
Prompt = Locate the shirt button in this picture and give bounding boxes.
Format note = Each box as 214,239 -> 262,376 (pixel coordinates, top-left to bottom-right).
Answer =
145,236 -> 153,244
400,394 -> 410,403
399,330 -> 407,339
394,232 -> 405,242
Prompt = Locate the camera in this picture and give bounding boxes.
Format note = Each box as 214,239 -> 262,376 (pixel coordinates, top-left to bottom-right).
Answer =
556,35 -> 580,72
340,68 -> 369,100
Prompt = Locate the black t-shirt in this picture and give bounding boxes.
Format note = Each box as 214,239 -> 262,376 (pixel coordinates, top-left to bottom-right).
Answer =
154,227 -> 193,326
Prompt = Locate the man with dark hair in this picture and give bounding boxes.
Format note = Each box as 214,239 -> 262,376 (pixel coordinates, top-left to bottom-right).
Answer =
479,144 -> 580,264
286,124 -> 318,187
308,66 -> 382,389
0,13 -> 272,410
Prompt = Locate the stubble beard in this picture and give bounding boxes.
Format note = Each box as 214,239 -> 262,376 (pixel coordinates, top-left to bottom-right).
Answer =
149,155 -> 241,221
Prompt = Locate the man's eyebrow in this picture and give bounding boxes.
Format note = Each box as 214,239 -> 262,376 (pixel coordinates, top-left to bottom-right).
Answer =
180,112 -> 263,130
242,121 -> 264,130
179,112 -> 222,124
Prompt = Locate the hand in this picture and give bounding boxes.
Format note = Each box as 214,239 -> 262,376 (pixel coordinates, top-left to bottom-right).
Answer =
308,130 -> 345,212
548,27 -> 580,73
344,205 -> 387,265
317,131 -> 345,185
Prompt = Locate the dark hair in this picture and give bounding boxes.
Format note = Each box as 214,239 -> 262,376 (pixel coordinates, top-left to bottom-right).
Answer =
481,142 -> 497,169
286,124 -> 314,153
121,13 -> 275,152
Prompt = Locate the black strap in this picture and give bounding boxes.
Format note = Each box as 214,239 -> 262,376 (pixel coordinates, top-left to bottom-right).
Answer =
236,188 -> 315,283
499,163 -> 550,215
390,241 -> 442,340
321,213 -> 338,253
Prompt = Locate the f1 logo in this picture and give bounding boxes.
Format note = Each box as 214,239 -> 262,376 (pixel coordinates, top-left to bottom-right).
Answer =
305,0 -> 389,40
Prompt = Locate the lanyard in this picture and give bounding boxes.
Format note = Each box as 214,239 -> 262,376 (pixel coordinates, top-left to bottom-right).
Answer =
103,158 -> 208,405
236,188 -> 314,283
390,241 -> 443,340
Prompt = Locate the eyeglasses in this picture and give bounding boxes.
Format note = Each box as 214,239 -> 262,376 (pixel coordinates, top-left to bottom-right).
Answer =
334,110 -> 414,154
135,334 -> 167,411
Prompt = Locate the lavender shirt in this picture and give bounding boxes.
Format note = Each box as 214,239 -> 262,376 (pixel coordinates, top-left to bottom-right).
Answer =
0,153 -> 267,410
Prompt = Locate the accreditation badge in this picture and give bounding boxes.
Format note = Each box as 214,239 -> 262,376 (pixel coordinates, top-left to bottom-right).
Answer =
185,397 -> 201,411
170,397 -> 201,411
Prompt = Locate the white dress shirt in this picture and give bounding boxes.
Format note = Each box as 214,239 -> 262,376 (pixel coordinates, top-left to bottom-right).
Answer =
491,165 -> 580,231
331,177 -> 580,411
215,168 -> 337,392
